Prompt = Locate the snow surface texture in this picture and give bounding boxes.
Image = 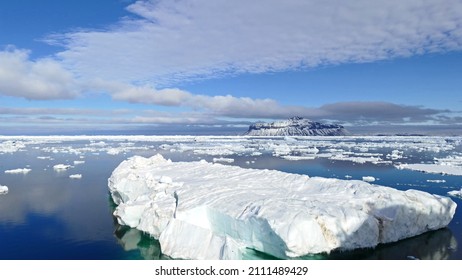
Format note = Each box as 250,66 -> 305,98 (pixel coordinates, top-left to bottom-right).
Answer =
108,154 -> 457,260
244,117 -> 347,136
0,185 -> 8,195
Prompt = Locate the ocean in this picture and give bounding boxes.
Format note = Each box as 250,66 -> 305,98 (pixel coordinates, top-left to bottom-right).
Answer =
0,135 -> 461,259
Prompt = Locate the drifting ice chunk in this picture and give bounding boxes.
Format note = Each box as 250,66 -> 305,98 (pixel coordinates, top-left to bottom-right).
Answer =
53,164 -> 72,171
396,163 -> 462,176
0,185 -> 8,194
69,174 -> 82,179
362,176 -> 376,182
108,154 -> 457,260
448,188 -> 462,199
5,168 -> 31,174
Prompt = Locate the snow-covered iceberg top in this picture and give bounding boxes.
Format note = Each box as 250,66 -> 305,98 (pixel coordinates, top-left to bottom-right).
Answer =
108,154 -> 457,260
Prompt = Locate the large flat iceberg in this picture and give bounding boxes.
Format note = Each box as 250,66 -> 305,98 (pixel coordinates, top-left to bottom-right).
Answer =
108,154 -> 457,260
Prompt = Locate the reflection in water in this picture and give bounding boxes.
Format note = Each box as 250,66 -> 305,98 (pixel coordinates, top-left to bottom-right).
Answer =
113,220 -> 457,260
113,224 -> 166,260
321,228 -> 458,260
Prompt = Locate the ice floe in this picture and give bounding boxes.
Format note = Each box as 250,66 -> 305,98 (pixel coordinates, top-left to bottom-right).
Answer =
69,174 -> 82,179
53,164 -> 72,171
0,185 -> 8,194
5,168 -> 31,174
396,164 -> 462,176
427,180 -> 446,183
109,154 -> 457,260
362,176 -> 376,182
212,157 -> 235,163
448,188 -> 462,199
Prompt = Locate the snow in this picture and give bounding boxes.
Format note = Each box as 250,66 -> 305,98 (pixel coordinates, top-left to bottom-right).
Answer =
5,168 -> 31,174
362,176 -> 376,182
109,154 -> 457,260
69,174 -> 82,179
0,185 -> 8,194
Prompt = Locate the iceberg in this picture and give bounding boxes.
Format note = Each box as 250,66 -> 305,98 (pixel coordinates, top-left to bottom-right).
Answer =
0,185 -> 8,195
108,154 -> 457,260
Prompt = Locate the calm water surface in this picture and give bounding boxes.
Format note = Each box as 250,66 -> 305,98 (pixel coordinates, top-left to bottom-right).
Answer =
0,137 -> 461,259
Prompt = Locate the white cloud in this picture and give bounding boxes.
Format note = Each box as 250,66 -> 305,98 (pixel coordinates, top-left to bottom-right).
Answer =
99,82 -> 453,123
97,81 -> 322,118
0,47 -> 78,100
54,0 -> 462,86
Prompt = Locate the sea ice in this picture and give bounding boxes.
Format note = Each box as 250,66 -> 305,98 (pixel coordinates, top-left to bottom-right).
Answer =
53,164 -> 72,171
5,168 -> 32,174
396,163 -> 462,176
69,174 -> 82,179
362,176 -> 376,182
0,185 -> 8,194
448,188 -> 462,199
212,157 -> 235,163
109,154 -> 457,260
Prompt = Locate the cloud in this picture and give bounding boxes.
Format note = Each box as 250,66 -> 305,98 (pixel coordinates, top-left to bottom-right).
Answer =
0,47 -> 78,100
53,0 -> 462,86
98,81 -> 319,118
318,102 -> 450,123
0,99 -> 458,134
99,82 -> 454,124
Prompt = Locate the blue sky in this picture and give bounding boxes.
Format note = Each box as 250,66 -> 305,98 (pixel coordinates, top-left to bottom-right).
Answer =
1,0 -> 462,134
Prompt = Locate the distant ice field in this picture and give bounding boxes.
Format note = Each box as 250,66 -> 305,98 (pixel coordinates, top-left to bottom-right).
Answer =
0,135 -> 461,259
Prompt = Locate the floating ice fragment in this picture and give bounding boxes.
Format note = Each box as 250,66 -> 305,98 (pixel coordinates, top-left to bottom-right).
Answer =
212,157 -> 235,163
426,180 -> 446,183
362,176 -> 376,182
448,188 -> 462,199
396,164 -> 462,176
0,185 -> 8,194
37,156 -> 53,160
5,168 -> 31,174
53,164 -> 72,171
69,174 -> 82,179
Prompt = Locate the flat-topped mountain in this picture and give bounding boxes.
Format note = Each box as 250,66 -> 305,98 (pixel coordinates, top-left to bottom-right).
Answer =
244,117 -> 347,136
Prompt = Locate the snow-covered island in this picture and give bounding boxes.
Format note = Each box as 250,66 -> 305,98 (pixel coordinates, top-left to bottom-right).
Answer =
108,154 -> 457,260
244,117 -> 347,136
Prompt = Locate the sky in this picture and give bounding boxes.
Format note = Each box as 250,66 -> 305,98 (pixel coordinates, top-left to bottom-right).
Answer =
1,0 -> 462,135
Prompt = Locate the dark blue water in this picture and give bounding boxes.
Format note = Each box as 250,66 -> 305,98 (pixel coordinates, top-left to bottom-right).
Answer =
0,137 -> 461,259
